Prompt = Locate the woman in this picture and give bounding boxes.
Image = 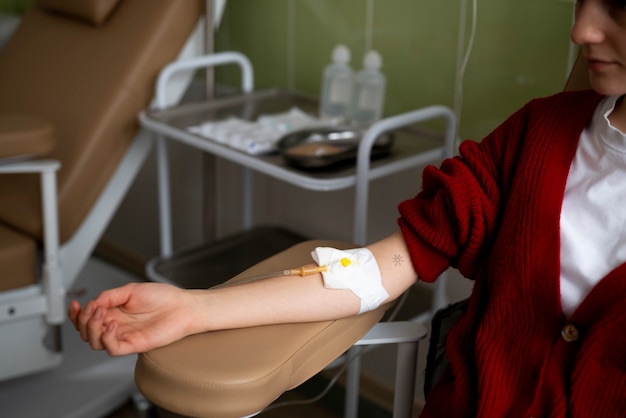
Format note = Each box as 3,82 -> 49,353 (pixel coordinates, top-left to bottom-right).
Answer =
70,1 -> 626,416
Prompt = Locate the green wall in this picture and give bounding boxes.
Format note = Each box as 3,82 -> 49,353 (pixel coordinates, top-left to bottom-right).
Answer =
215,0 -> 576,141
0,0 -> 29,14
1,0 -> 576,140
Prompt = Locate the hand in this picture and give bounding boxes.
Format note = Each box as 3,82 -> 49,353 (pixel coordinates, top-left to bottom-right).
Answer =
68,282 -> 200,356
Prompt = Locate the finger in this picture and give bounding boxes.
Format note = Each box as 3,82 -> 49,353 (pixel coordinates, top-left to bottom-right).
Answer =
68,300 -> 81,330
77,301 -> 96,342
93,284 -> 135,309
102,321 -> 133,356
86,307 -> 106,350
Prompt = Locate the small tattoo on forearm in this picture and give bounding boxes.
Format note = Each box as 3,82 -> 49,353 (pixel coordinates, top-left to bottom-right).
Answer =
393,254 -> 404,267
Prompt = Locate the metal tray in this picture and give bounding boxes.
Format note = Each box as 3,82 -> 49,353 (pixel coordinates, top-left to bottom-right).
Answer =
277,126 -> 394,170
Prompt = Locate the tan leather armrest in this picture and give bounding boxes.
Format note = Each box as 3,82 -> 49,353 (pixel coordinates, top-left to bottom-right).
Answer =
0,114 -> 55,161
135,240 -> 389,418
37,0 -> 121,26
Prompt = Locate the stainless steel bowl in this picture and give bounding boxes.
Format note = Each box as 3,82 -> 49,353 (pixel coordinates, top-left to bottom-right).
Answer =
277,126 -> 394,169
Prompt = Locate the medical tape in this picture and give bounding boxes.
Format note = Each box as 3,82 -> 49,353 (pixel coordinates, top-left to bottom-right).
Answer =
311,247 -> 389,314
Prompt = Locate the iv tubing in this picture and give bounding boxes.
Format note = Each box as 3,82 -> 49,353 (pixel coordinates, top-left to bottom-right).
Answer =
212,265 -> 328,289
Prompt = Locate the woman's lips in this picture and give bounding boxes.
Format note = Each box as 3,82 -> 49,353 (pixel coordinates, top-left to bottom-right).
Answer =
587,57 -> 616,72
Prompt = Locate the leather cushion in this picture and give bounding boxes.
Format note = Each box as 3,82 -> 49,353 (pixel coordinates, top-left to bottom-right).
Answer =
0,114 -> 55,161
0,0 -> 202,243
0,223 -> 37,291
36,0 -> 120,25
135,240 -> 389,418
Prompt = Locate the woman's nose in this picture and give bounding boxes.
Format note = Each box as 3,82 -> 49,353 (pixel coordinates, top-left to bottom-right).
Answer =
570,2 -> 606,45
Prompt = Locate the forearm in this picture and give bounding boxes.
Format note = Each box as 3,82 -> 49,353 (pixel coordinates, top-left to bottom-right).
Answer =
187,230 -> 418,334
191,274 -> 360,333
69,230 -> 419,356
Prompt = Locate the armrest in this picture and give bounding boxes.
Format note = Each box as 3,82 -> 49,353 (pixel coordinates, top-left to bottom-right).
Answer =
0,113 -> 56,162
0,131 -> 62,324
0,159 -> 60,174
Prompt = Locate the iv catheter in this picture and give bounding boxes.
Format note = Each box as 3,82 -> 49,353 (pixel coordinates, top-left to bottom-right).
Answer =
213,254 -> 358,289
248,264 -> 329,280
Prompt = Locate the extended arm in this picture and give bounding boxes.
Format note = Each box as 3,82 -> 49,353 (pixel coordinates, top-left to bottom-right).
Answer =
69,230 -> 417,356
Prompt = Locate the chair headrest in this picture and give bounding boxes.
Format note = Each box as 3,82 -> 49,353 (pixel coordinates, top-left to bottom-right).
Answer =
565,51 -> 591,91
36,0 -> 121,26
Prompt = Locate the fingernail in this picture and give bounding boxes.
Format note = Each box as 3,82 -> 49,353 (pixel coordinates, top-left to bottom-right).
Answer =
94,307 -> 102,319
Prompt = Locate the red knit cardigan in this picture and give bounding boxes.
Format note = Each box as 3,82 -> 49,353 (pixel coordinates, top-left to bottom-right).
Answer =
398,90 -> 626,418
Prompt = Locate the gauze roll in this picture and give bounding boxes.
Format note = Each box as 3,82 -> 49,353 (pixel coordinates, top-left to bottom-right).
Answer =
311,247 -> 389,314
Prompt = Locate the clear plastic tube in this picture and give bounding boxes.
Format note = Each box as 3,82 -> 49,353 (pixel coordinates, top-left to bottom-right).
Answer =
212,265 -> 328,289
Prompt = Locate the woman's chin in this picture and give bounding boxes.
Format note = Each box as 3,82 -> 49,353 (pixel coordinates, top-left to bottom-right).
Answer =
588,75 -> 626,96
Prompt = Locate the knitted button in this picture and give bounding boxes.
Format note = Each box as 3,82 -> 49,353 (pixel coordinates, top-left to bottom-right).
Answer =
561,323 -> 579,342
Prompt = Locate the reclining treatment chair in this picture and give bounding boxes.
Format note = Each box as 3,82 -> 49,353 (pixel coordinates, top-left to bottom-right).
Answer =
0,0 -> 202,389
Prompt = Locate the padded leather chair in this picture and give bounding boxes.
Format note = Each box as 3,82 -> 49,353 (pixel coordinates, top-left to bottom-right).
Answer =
0,0 -> 203,385
565,50 -> 591,92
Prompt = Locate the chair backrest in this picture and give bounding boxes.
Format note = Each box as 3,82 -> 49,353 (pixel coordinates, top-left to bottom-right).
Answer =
0,0 -> 202,243
564,51 -> 591,91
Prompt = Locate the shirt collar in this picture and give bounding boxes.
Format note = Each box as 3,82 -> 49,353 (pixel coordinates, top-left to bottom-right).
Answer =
594,95 -> 626,154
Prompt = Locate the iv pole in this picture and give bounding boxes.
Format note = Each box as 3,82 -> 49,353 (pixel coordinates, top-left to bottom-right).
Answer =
202,0 -> 218,240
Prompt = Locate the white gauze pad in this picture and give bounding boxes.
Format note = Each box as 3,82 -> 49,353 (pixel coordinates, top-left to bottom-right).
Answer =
311,247 -> 389,314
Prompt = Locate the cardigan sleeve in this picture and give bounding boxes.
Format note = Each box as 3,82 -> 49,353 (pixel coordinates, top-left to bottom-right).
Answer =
397,103 -> 532,282
397,90 -> 604,283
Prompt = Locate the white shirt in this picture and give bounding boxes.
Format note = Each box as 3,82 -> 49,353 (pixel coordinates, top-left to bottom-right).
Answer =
560,95 -> 626,317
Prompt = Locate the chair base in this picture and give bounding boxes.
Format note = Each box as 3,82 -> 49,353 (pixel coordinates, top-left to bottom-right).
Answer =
0,313 -> 62,380
0,257 -> 139,418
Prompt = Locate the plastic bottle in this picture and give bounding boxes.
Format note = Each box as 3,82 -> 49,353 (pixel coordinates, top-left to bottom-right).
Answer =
319,44 -> 354,124
351,50 -> 386,128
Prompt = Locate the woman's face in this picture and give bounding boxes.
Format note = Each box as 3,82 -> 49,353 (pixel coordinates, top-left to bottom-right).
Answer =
571,0 -> 626,95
